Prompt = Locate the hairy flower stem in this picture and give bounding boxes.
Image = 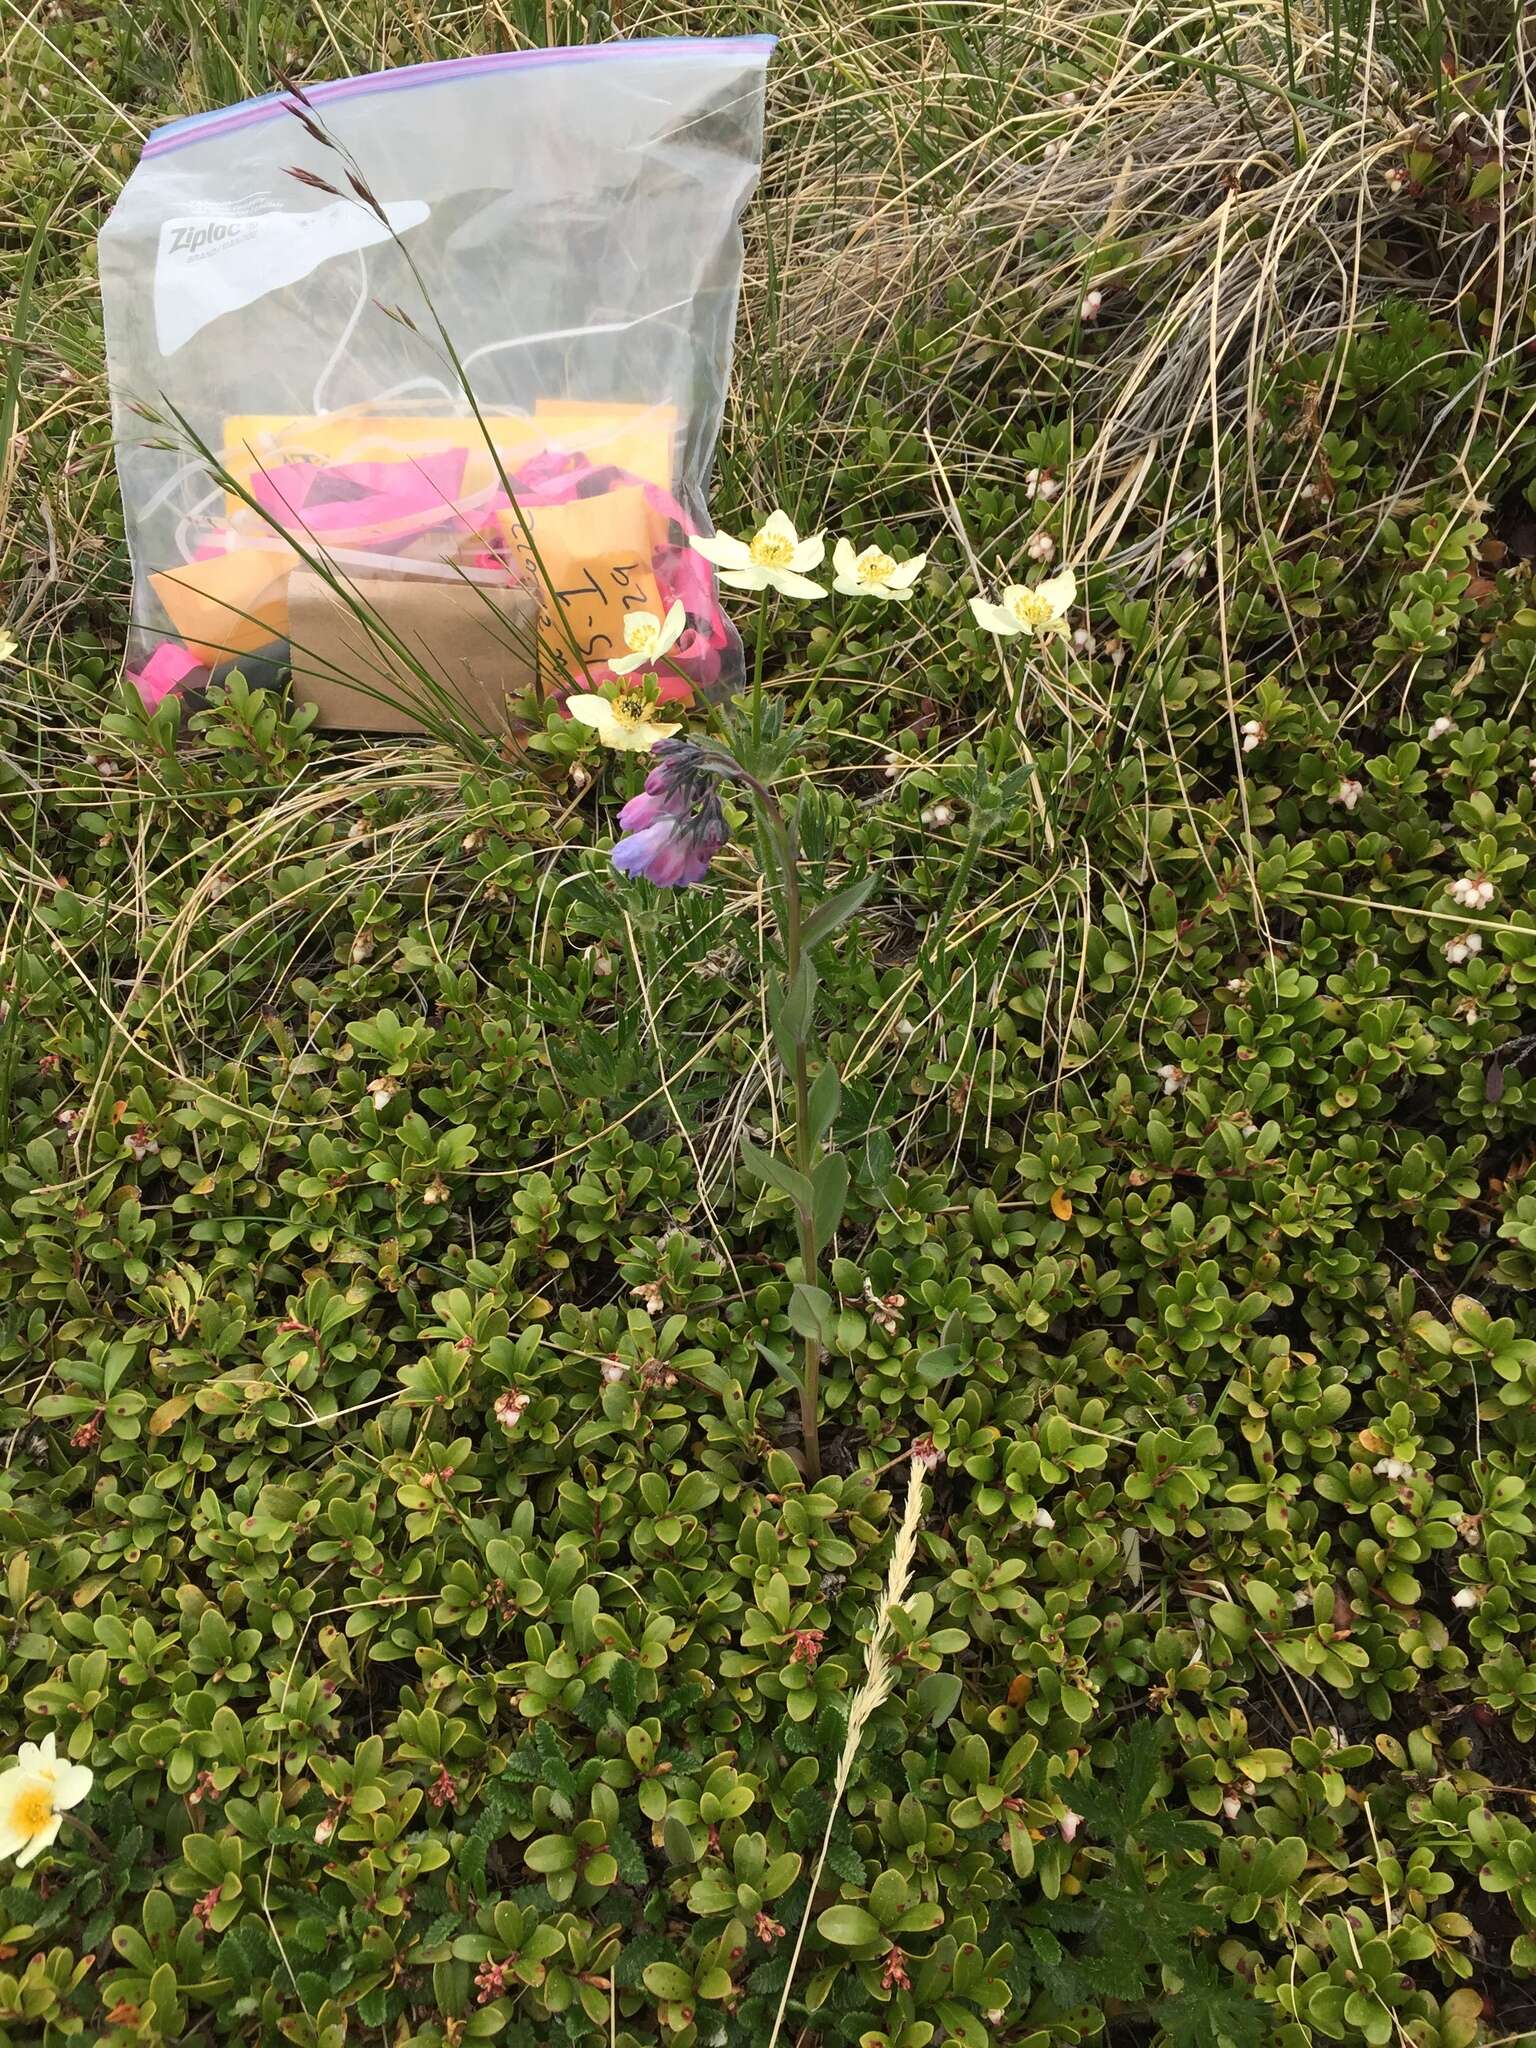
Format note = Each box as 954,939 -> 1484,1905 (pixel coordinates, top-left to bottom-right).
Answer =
750,592 -> 769,746
728,755 -> 823,1483
779,810 -> 823,1484
923,808 -> 986,981
789,615 -> 851,721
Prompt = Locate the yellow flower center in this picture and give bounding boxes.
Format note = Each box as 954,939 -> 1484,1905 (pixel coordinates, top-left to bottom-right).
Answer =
856,549 -> 898,587
614,691 -> 647,728
623,614 -> 661,656
749,527 -> 795,569
1007,588 -> 1057,630
10,1784 -> 54,1837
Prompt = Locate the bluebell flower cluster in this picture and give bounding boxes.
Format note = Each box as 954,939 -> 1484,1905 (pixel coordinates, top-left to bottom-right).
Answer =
611,739 -> 730,888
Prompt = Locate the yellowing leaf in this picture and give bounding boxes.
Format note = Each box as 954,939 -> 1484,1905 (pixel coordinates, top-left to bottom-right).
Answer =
150,1394 -> 194,1435
1050,1187 -> 1073,1221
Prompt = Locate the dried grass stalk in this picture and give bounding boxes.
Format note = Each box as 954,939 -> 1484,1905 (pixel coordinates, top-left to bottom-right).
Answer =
766,1452 -> 929,2048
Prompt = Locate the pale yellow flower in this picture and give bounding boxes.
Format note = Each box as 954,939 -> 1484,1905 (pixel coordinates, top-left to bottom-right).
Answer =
0,1735 -> 92,1867
0,634 -> 17,664
607,600 -> 686,677
968,567 -> 1077,640
689,510 -> 826,599
831,538 -> 926,601
567,687 -> 681,753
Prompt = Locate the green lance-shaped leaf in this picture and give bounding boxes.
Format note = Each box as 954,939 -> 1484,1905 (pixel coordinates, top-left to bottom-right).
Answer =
808,1063 -> 841,1145
801,875 -> 877,952
770,953 -> 819,1065
864,1126 -> 896,1190
788,1284 -> 834,1347
811,1153 -> 849,1253
740,1136 -> 814,1214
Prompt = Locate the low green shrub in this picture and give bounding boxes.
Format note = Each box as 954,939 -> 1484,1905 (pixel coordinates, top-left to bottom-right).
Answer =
3,282 -> 1536,2043
5,0 -> 1536,2033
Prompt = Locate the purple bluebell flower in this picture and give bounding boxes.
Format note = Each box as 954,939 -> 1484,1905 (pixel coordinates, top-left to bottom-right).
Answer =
616,790 -> 670,833
612,810 -> 726,887
610,737 -> 730,888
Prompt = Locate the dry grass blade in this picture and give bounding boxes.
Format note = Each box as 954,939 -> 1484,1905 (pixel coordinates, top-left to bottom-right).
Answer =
766,1453 -> 928,2048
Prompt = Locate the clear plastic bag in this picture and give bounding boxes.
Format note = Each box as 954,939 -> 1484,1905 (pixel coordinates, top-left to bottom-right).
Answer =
98,35 -> 774,721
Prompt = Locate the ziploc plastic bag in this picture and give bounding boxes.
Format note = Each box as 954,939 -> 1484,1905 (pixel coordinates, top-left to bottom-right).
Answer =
98,35 -> 774,720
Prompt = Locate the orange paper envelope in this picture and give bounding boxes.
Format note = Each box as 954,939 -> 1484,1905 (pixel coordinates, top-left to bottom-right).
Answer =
221,403 -> 677,523
532,399 -> 676,490
150,544 -> 296,664
221,413 -> 547,511
498,487 -> 664,670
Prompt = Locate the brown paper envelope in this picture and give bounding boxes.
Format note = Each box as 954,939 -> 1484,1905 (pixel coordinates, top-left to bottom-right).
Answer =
287,571 -> 539,732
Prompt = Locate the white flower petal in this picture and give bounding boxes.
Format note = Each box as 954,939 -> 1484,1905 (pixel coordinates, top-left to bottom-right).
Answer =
53,1765 -> 93,1811
718,565 -> 773,592
14,1816 -> 61,1867
688,531 -> 752,571
606,602 -> 683,677
759,509 -> 800,546
567,694 -> 678,753
788,532 -> 826,573
969,597 -> 1023,636
765,568 -> 827,600
832,537 -> 858,578
1035,567 -> 1077,616
886,554 -> 927,589
0,1821 -> 30,1861
621,610 -> 663,648
622,724 -> 678,753
567,696 -> 610,733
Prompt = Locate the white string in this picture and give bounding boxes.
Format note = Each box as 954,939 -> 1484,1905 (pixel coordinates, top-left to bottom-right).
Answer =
311,248 -> 372,413
457,299 -> 690,369
173,480 -> 233,564
140,458 -> 218,527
